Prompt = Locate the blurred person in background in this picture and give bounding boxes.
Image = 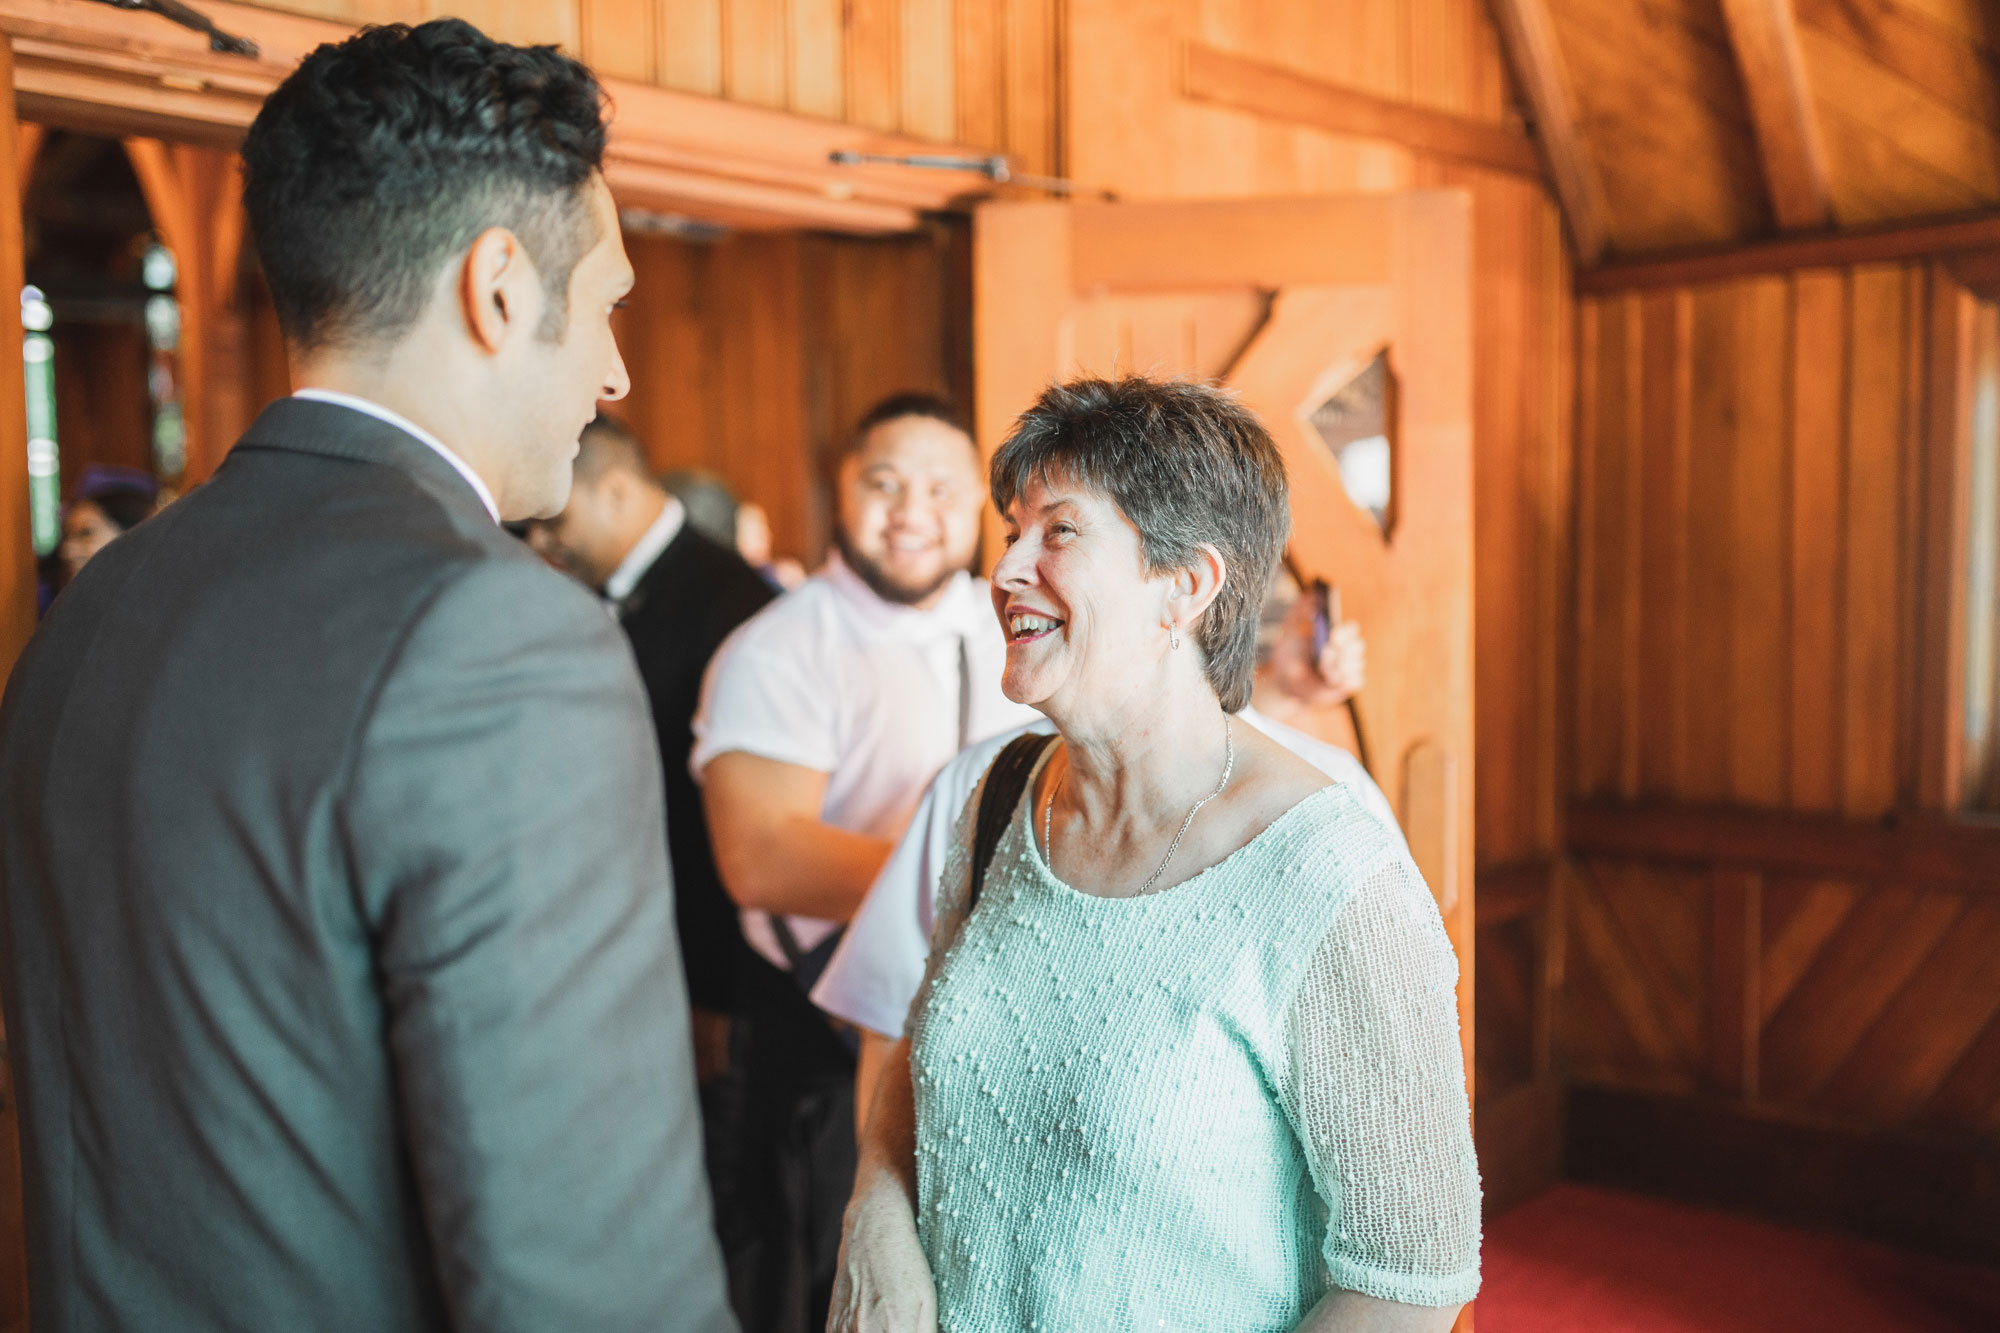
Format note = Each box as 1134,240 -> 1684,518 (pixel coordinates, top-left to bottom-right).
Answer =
663,467 -> 807,592
735,498 -> 807,590
43,465 -> 160,608
693,391 -> 1034,1332
530,416 -> 775,1322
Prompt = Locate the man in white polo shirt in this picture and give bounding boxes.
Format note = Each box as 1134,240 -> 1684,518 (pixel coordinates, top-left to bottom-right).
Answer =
692,393 -> 1030,1331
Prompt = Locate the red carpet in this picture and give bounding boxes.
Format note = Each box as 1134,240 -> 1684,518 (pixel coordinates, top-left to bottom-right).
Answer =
1478,1185 -> 2000,1332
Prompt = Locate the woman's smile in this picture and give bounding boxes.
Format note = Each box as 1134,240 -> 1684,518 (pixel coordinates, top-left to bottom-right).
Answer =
1005,607 -> 1066,644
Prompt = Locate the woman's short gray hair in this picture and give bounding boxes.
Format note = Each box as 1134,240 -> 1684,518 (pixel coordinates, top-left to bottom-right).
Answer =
991,376 -> 1291,713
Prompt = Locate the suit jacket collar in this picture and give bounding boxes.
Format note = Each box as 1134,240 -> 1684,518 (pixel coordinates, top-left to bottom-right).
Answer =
231,396 -> 498,533
616,522 -> 700,622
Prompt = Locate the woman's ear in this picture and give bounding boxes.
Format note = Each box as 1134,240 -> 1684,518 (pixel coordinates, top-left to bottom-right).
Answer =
1168,545 -> 1228,637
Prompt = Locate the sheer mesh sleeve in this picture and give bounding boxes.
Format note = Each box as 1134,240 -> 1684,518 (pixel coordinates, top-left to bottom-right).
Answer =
901,779 -> 980,1037
1281,853 -> 1482,1307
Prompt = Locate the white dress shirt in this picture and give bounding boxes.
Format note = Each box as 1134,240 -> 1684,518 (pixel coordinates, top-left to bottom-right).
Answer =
291,388 -> 499,522
602,496 -> 686,604
690,552 -> 1040,970
811,708 -> 1406,1039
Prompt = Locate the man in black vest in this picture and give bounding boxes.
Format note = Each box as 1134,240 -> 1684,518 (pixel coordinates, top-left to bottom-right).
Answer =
529,416 -> 774,1317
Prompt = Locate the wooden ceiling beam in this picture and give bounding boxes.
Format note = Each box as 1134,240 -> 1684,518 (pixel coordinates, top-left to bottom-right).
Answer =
1486,0 -> 1611,264
1580,209 -> 2000,292
0,0 -> 992,233
1717,0 -> 1834,233
1945,249 -> 2000,304
1179,41 -> 1543,180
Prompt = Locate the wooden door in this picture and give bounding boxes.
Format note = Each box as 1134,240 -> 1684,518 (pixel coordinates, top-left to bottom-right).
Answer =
971,190 -> 1477,1117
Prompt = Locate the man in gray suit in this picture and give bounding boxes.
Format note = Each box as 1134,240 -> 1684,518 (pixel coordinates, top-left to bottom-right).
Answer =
0,20 -> 732,1331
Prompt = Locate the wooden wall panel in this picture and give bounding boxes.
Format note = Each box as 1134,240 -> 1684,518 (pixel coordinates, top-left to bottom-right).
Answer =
1788,269 -> 1845,810
1840,265 -> 1912,816
247,0 -> 1048,157
1465,171 -> 1573,868
1558,858 -> 2000,1147
1573,261 -> 1966,819
1564,252 -> 2000,1233
657,0 -> 725,95
1067,0 -> 1512,200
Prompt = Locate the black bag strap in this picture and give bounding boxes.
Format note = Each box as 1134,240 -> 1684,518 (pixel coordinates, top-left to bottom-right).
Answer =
968,731 -> 1061,914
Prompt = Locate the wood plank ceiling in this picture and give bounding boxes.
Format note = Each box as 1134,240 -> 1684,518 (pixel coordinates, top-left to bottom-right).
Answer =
1509,0 -> 2000,260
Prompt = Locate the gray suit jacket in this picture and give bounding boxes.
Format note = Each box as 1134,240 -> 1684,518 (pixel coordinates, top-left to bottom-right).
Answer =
0,398 -> 734,1332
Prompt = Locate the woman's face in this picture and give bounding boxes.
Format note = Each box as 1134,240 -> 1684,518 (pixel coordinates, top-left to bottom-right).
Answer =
59,500 -> 123,584
990,473 -> 1175,717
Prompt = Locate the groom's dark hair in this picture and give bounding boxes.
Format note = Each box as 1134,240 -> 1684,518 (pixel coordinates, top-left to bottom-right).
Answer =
242,18 -> 608,352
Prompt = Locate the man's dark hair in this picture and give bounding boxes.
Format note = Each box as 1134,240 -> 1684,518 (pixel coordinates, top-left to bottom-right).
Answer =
575,414 -> 655,485
844,392 -> 968,459
80,490 -> 155,533
242,19 -> 608,351
991,376 -> 1291,713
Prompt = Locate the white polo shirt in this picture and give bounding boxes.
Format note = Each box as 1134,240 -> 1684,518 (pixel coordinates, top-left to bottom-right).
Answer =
811,708 -> 1406,1039
690,552 -> 1040,970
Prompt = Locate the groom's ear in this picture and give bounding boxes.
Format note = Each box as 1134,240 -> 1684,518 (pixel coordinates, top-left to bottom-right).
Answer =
458,226 -> 535,356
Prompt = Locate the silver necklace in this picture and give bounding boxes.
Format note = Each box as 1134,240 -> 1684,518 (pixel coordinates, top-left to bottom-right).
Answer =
1043,715 -> 1235,896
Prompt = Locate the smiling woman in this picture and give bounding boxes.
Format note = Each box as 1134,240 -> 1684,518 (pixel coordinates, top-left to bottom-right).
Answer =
831,376 -> 1480,1333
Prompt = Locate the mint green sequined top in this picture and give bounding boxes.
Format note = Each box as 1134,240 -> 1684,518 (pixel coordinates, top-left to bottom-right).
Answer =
907,751 -> 1481,1331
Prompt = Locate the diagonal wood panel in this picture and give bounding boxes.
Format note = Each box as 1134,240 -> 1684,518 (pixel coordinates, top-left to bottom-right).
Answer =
1564,860 -> 1704,1082
1814,901 -> 2000,1122
1923,1002 -> 2000,1135
1759,878 -> 1860,1022
1761,884 -> 1966,1101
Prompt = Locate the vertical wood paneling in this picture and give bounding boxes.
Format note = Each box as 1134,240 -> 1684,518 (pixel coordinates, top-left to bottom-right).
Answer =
953,0 -> 1003,147
1636,290 -> 1690,796
1004,0 -> 1060,175
789,0 -> 845,120
659,0 -> 725,95
426,1 -> 578,47
1789,268 -> 1847,810
1578,258 -> 1963,823
581,0 -> 657,81
900,0 -> 956,141
1579,295 -> 1635,796
712,234 -> 812,550
1473,177 -> 1573,865
1727,277 -> 1791,805
845,0 -> 903,130
1841,264 -> 1909,817
1915,269 -> 1978,809
1684,285 -> 1739,802
726,0 -> 791,107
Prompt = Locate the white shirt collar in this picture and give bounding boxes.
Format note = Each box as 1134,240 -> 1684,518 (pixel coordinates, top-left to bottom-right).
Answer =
603,496 -> 686,603
291,389 -> 500,523
821,549 -> 991,642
